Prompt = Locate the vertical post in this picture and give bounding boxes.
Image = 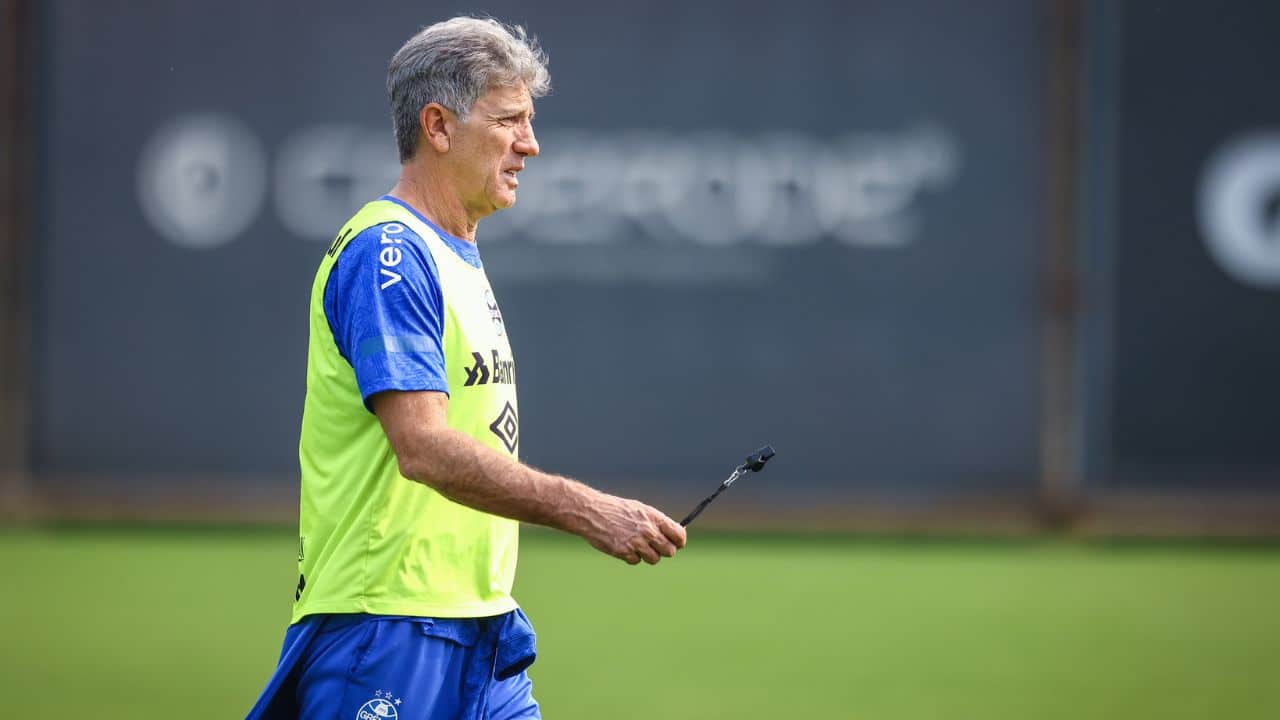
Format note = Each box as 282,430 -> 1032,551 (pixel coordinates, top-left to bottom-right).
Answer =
1039,0 -> 1085,526
0,0 -> 35,520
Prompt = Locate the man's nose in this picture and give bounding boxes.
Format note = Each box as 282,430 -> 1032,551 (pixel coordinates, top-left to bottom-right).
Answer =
515,127 -> 539,157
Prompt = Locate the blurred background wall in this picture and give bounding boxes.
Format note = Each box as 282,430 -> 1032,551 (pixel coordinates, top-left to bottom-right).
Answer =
1,0 -> 1277,533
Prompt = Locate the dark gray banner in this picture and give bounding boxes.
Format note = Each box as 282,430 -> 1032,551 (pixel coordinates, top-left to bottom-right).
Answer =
1086,1 -> 1280,491
32,0 -> 1045,507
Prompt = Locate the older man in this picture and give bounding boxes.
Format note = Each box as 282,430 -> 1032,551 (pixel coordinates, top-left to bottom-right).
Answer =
245,17 -> 686,720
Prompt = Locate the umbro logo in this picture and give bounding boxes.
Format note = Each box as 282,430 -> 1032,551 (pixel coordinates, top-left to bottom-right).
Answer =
463,350 -> 516,387
489,402 -> 519,454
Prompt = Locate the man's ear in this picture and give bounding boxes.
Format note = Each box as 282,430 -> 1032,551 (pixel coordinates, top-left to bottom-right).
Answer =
419,103 -> 452,153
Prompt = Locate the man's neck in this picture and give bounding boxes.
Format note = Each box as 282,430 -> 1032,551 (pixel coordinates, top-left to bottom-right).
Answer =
388,168 -> 478,242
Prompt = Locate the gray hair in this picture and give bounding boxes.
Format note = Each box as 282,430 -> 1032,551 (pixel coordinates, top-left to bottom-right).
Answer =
388,17 -> 551,163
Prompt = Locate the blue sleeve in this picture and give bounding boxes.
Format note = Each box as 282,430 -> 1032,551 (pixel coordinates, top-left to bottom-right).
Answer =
323,222 -> 448,410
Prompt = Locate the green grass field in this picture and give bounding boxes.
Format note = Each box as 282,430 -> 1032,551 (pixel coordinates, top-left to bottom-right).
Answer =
2,528 -> 1278,719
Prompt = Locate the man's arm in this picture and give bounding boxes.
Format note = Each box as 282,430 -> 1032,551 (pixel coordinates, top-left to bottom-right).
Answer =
372,389 -> 686,565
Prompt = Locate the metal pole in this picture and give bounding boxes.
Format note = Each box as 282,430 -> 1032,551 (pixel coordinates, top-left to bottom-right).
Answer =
0,0 -> 36,521
1038,0 -> 1085,527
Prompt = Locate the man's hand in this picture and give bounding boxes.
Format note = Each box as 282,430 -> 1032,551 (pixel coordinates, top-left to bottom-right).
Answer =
581,495 -> 687,565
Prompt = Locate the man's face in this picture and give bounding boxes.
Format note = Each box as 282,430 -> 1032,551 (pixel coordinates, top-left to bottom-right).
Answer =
447,83 -> 539,219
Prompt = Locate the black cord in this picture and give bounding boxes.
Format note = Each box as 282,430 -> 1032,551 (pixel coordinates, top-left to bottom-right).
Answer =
678,447 -> 774,527
679,465 -> 745,526
679,484 -> 726,526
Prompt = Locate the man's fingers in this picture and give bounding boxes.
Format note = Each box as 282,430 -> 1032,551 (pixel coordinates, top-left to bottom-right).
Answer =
634,542 -> 661,565
657,513 -> 687,548
649,532 -> 678,558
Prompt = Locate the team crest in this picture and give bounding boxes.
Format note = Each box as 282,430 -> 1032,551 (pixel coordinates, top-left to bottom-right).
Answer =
356,690 -> 401,720
484,289 -> 505,337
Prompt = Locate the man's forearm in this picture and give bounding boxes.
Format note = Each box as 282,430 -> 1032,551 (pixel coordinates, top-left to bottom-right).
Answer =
396,426 -> 601,536
373,389 -> 685,563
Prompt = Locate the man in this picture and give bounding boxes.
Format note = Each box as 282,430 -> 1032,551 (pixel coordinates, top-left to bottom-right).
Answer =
245,17 -> 687,720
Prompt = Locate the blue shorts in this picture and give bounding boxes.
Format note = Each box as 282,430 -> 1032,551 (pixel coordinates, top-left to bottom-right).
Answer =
245,610 -> 540,720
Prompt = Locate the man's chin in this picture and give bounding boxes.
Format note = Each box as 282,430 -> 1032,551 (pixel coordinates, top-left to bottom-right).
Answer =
475,195 -> 516,221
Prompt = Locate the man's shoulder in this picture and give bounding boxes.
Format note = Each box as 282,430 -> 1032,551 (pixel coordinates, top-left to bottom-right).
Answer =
334,221 -> 439,291
326,196 -> 429,260
341,219 -> 427,256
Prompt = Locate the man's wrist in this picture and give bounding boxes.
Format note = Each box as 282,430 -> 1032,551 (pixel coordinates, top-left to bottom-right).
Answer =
546,475 -> 602,538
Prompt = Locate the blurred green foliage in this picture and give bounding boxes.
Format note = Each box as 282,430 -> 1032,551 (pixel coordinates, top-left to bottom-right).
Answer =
1,529 -> 1278,719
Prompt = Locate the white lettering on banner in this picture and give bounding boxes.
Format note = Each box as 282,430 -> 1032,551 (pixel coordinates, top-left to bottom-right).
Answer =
138,115 -> 964,279
136,113 -> 267,249
1198,131 -> 1280,289
482,126 -> 960,249
274,125 -> 400,241
263,124 -> 960,250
